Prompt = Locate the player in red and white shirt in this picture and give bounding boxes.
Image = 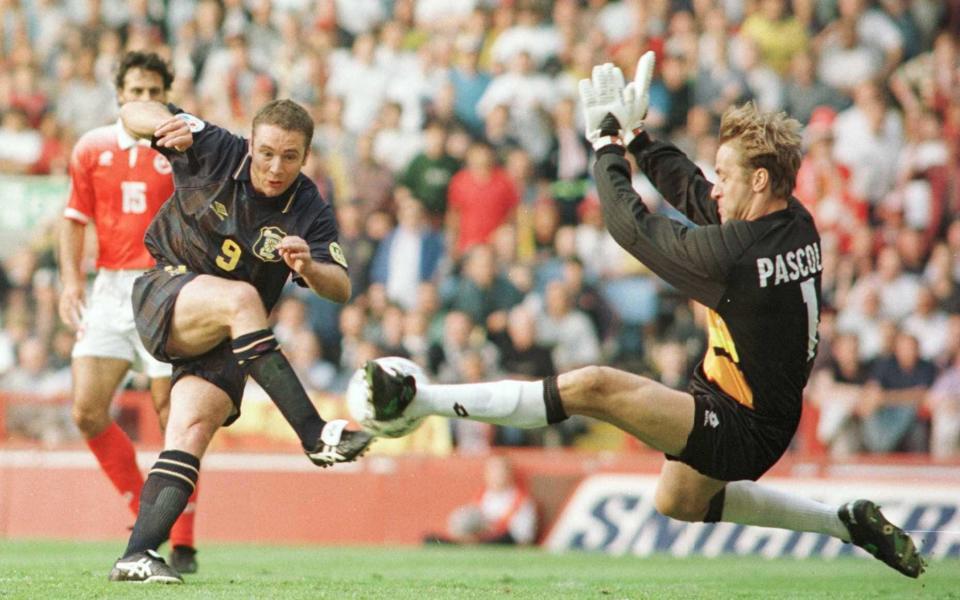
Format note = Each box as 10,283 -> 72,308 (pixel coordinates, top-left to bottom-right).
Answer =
58,52 -> 199,574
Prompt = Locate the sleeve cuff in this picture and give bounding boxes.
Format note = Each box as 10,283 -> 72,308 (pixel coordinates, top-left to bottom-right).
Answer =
63,207 -> 91,224
596,144 -> 626,158
626,130 -> 653,154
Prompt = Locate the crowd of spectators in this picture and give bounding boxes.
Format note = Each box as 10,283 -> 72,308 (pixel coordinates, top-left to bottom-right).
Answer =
1,0 -> 960,457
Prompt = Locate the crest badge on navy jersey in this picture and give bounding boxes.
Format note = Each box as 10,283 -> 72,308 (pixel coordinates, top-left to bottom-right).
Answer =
176,113 -> 206,133
253,226 -> 286,262
329,242 -> 348,268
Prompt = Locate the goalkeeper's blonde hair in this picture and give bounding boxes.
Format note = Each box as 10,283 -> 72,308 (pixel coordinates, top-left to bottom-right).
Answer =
718,102 -> 802,199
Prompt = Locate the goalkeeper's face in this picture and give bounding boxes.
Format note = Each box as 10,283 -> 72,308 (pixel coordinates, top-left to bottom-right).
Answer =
711,142 -> 756,222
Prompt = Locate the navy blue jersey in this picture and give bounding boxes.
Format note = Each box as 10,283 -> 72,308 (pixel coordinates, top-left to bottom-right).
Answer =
147,107 -> 346,313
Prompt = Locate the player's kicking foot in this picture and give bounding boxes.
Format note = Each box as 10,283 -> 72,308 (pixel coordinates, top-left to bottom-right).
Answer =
108,549 -> 183,583
364,359 -> 417,421
839,499 -> 925,578
169,545 -> 198,574
305,419 -> 374,467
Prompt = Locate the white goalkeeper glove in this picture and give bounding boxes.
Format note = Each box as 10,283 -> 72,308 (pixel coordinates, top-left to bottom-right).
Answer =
620,50 -> 656,145
579,62 -> 628,150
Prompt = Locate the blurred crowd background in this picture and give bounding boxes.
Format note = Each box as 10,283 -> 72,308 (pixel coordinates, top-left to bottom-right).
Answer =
2,0 -> 960,458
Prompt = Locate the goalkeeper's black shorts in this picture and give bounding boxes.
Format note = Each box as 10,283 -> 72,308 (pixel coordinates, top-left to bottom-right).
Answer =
665,391 -> 798,482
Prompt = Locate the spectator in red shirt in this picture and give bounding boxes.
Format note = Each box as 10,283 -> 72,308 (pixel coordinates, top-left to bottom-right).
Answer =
446,141 -> 519,259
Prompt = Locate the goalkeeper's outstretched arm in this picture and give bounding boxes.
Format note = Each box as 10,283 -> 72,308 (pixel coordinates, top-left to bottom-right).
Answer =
628,132 -> 721,227
592,144 -> 749,310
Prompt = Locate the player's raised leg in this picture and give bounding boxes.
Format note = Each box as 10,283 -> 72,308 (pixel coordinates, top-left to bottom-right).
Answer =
71,356 -> 144,516
109,376 -> 229,583
169,275 -> 371,465
365,360 -> 924,577
365,362 -> 693,453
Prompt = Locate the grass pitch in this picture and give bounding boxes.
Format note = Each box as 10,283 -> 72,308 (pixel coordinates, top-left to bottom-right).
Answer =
0,540 -> 956,599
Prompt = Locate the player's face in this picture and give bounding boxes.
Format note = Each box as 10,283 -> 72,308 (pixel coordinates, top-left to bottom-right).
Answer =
710,142 -> 753,222
250,123 -> 308,197
116,68 -> 167,105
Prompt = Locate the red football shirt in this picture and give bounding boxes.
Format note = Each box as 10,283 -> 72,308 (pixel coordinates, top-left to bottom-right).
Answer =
447,167 -> 519,254
65,123 -> 174,270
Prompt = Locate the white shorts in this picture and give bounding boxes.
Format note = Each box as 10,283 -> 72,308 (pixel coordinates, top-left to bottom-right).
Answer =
72,269 -> 173,378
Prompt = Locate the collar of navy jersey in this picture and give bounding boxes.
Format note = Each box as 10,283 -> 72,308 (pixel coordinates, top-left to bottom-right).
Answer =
233,153 -> 302,212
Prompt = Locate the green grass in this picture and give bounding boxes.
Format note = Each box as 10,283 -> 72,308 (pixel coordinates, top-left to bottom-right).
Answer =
0,540 -> 956,599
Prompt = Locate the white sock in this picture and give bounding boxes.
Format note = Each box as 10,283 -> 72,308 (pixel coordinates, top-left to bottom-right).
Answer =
721,480 -> 850,541
411,380 -> 548,428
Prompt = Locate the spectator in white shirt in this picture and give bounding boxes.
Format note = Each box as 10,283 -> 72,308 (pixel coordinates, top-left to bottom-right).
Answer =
536,280 -> 601,372
832,81 -> 903,207
0,108 -> 43,174
372,101 -> 423,174
489,5 -> 562,70
926,350 -> 960,458
334,0 -> 387,37
817,17 -> 883,93
327,32 -> 391,134
838,0 -> 904,77
476,51 -> 557,163
441,455 -> 538,545
901,286 -> 950,362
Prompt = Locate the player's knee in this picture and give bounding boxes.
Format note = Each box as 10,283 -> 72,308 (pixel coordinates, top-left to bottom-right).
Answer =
223,281 -> 263,319
71,402 -> 110,436
653,487 -> 708,522
557,366 -> 601,415
563,365 -> 609,399
560,365 -> 627,415
166,413 -> 220,455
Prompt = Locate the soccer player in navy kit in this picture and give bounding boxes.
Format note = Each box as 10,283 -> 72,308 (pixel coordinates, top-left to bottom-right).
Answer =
107,98 -> 371,583
60,51 -> 201,574
366,57 -> 924,578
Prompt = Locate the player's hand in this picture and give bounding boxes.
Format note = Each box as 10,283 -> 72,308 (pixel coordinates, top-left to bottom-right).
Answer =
621,50 -> 656,144
278,236 -> 313,274
153,116 -> 194,152
578,62 -> 627,150
58,281 -> 85,330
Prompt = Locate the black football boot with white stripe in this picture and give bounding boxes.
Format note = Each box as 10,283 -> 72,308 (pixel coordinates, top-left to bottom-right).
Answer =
109,549 -> 183,583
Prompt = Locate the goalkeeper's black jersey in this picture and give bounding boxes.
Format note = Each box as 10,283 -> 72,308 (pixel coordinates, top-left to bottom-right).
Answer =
593,134 -> 822,426
147,107 -> 346,314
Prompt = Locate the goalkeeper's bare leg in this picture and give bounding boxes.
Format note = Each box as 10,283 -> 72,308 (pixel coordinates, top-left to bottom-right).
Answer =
367,362 -> 924,577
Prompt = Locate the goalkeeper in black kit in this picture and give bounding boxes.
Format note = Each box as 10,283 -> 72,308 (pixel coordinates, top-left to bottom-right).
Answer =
365,54 -> 924,577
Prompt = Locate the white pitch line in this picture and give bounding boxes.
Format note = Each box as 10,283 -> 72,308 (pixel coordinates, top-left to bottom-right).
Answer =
907,530 -> 960,534
0,449 -> 373,473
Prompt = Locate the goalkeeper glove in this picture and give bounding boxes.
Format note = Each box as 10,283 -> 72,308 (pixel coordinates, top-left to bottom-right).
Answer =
579,62 -> 628,150
621,50 -> 656,145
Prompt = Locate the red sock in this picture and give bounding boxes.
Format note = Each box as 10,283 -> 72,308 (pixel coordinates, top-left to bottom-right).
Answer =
169,483 -> 199,548
86,421 -> 143,516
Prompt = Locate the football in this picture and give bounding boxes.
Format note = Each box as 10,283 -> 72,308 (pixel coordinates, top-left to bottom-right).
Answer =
345,356 -> 429,438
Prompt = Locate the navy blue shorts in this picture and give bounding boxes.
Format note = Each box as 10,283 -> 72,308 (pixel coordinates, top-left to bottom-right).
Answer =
133,267 -> 245,425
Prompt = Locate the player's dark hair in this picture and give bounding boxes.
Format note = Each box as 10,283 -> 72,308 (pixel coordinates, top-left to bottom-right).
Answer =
718,101 -> 802,200
252,99 -> 314,151
115,51 -> 174,91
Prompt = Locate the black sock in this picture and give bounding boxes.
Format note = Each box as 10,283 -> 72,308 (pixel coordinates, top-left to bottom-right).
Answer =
124,450 -> 199,557
542,375 -> 568,424
232,329 -> 324,448
703,486 -> 727,523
